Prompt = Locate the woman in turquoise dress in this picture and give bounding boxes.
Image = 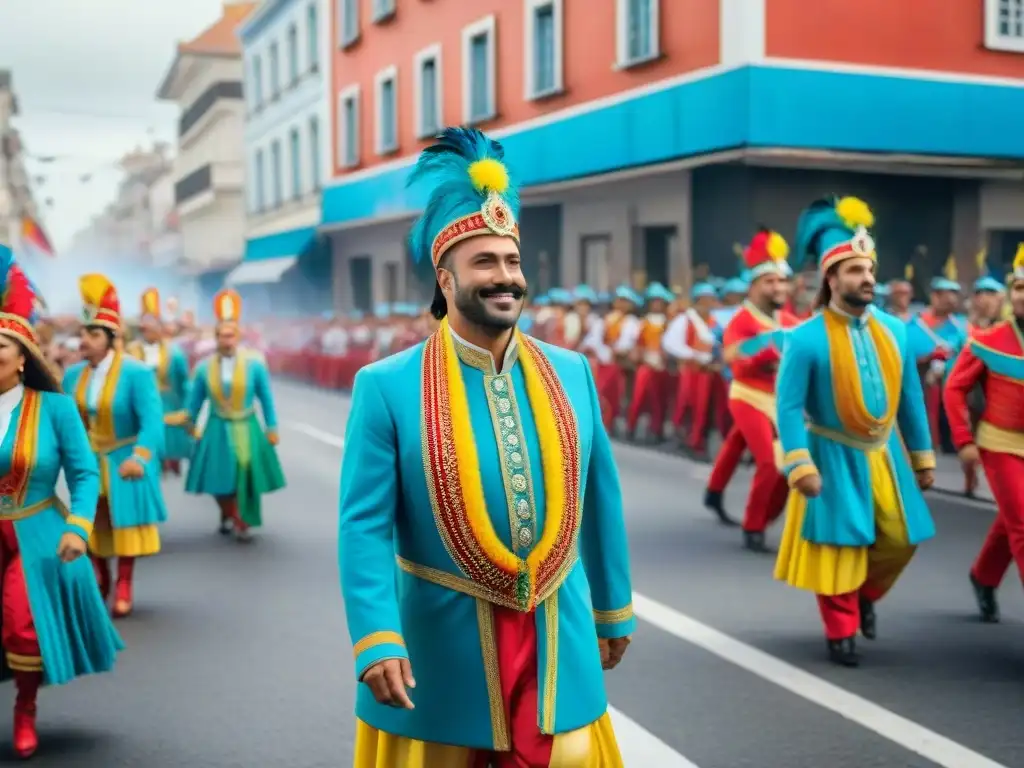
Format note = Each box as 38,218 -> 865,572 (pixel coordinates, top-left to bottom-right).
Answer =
62,274 -> 168,620
185,289 -> 285,540
125,287 -> 193,475
0,251 -> 122,758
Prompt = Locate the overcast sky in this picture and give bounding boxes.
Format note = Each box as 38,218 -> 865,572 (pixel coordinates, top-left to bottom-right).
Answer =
0,0 -> 227,250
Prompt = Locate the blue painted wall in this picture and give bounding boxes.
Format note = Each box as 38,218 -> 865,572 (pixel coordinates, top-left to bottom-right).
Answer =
322,64 -> 1024,227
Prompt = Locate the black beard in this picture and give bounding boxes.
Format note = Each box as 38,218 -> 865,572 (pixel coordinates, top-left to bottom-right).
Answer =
452,281 -> 527,333
840,289 -> 873,308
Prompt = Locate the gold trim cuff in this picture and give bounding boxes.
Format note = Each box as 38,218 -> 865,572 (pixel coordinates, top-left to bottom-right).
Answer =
909,450 -> 937,472
133,446 -> 152,463
6,652 -> 42,672
163,410 -> 189,426
594,604 -> 634,624
352,630 -> 405,659
787,463 -> 820,488
782,449 -> 811,467
66,515 -> 94,538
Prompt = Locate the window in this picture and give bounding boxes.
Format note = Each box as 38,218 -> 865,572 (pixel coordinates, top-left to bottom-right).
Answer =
254,149 -> 265,212
309,116 -> 321,189
338,85 -> 361,168
269,42 -> 281,98
289,128 -> 302,199
287,24 -> 299,85
339,0 -> 359,47
616,0 -> 659,67
413,44 -> 442,138
461,15 -> 496,124
986,0 -> 1024,52
251,56 -> 264,108
372,0 -> 396,23
524,0 -> 563,98
271,139 -> 283,207
374,66 -> 399,154
307,4 -> 320,70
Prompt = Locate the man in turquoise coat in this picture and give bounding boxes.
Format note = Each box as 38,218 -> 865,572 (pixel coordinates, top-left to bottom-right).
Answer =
339,128 -> 635,768
772,196 -> 937,668
125,286 -> 193,476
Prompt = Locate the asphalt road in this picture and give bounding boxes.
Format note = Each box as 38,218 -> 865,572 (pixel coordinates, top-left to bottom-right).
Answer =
6,379 -> 1021,767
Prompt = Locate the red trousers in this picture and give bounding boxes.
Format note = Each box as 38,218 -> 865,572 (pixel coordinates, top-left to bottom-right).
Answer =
728,400 -> 788,533
626,365 -> 669,438
595,363 -> 626,432
0,521 -> 41,666
471,606 -> 553,767
971,451 -> 1024,588
924,383 -> 942,450
673,369 -> 728,452
217,496 -> 248,532
707,426 -> 747,494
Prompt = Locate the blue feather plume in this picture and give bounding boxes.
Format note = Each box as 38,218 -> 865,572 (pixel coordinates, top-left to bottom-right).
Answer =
407,127 -> 520,265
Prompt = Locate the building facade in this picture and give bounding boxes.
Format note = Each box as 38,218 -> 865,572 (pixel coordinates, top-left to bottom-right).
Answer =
156,1 -> 255,312
320,0 -> 1024,310
232,0 -> 333,316
0,70 -> 40,249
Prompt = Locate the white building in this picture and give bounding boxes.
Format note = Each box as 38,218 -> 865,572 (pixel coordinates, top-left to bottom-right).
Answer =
230,0 -> 332,314
155,0 -> 255,308
0,70 -> 40,248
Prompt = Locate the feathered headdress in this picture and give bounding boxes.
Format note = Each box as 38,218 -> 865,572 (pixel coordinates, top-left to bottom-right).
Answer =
141,287 -> 161,320
407,127 -> 521,269
79,273 -> 121,332
213,288 -> 242,326
0,241 -> 58,391
793,196 -> 876,278
743,226 -> 790,280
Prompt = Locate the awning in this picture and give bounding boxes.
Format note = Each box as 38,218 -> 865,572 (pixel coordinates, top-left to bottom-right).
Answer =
225,256 -> 297,286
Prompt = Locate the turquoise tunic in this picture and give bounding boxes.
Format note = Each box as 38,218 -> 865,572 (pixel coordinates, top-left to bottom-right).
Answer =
906,311 -> 968,377
2,389 -> 123,685
127,340 -> 193,461
776,307 -> 936,548
62,354 -> 169,529
184,349 -> 285,527
338,332 -> 636,750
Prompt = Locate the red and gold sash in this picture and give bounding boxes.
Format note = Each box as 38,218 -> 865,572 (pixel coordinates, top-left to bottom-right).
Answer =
421,318 -> 581,611
0,389 -> 42,507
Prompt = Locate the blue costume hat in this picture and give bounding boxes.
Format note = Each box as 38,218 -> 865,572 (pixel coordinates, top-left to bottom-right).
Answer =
407,127 -> 520,269
973,276 -> 1004,294
547,288 -> 572,305
644,282 -> 674,304
572,285 -> 598,304
722,277 -> 749,296
930,256 -> 961,293
614,284 -> 641,305
532,295 -> 550,307
691,282 -> 718,300
793,196 -> 876,277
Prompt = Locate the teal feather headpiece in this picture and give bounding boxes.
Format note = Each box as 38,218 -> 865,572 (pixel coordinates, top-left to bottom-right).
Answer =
793,195 -> 876,277
407,127 -> 521,268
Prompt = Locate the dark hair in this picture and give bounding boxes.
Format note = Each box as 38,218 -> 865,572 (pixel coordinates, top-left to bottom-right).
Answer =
430,253 -> 453,320
8,339 -> 58,393
814,264 -> 840,310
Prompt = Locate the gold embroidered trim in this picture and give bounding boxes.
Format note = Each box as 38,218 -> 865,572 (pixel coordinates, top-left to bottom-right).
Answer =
6,652 -> 42,672
593,604 -> 634,624
976,422 -> 1024,459
66,513 -> 94,538
787,463 -> 819,488
351,630 -> 405,658
0,495 -> 65,523
909,450 -> 937,471
475,599 -> 510,751
542,592 -> 559,735
782,448 -> 811,467
728,381 -> 777,424
808,422 -> 890,452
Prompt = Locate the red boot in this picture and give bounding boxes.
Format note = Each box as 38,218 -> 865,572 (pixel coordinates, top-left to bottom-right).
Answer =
12,671 -> 40,759
92,556 -> 111,602
113,557 -> 135,618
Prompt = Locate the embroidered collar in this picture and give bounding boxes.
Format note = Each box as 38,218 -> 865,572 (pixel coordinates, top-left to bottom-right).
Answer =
743,300 -> 779,329
450,326 -> 519,375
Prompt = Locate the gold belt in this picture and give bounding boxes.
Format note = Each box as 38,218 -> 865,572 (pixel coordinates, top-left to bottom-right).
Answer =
0,495 -> 67,522
977,421 -> 1024,459
89,435 -> 136,454
216,408 -> 254,421
808,422 -> 890,452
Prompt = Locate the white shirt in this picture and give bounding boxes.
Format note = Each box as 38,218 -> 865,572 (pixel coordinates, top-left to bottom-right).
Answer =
87,351 -> 115,412
0,384 -> 24,443
322,327 -> 349,356
219,354 -> 237,386
662,310 -> 714,365
142,342 -> 161,368
450,327 -> 519,375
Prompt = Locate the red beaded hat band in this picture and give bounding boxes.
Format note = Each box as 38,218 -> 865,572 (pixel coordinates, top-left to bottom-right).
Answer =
820,226 -> 877,274
430,191 -> 521,268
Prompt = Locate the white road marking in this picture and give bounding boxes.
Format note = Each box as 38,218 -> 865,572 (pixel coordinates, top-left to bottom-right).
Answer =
608,705 -> 701,767
286,422 -> 345,449
632,593 -> 1008,768
286,419 -> 1005,768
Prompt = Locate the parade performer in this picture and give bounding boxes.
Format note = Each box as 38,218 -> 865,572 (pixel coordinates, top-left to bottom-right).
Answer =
773,197 -> 936,667
0,251 -> 122,758
125,287 -> 192,476
580,286 -> 640,431
944,247 -> 1024,623
184,289 -> 284,540
562,285 -> 597,351
713,230 -> 799,550
63,275 -> 168,619
340,128 -> 634,767
624,282 -> 674,442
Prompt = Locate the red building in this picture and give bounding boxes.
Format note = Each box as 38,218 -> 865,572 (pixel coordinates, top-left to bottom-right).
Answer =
321,0 -> 1024,310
